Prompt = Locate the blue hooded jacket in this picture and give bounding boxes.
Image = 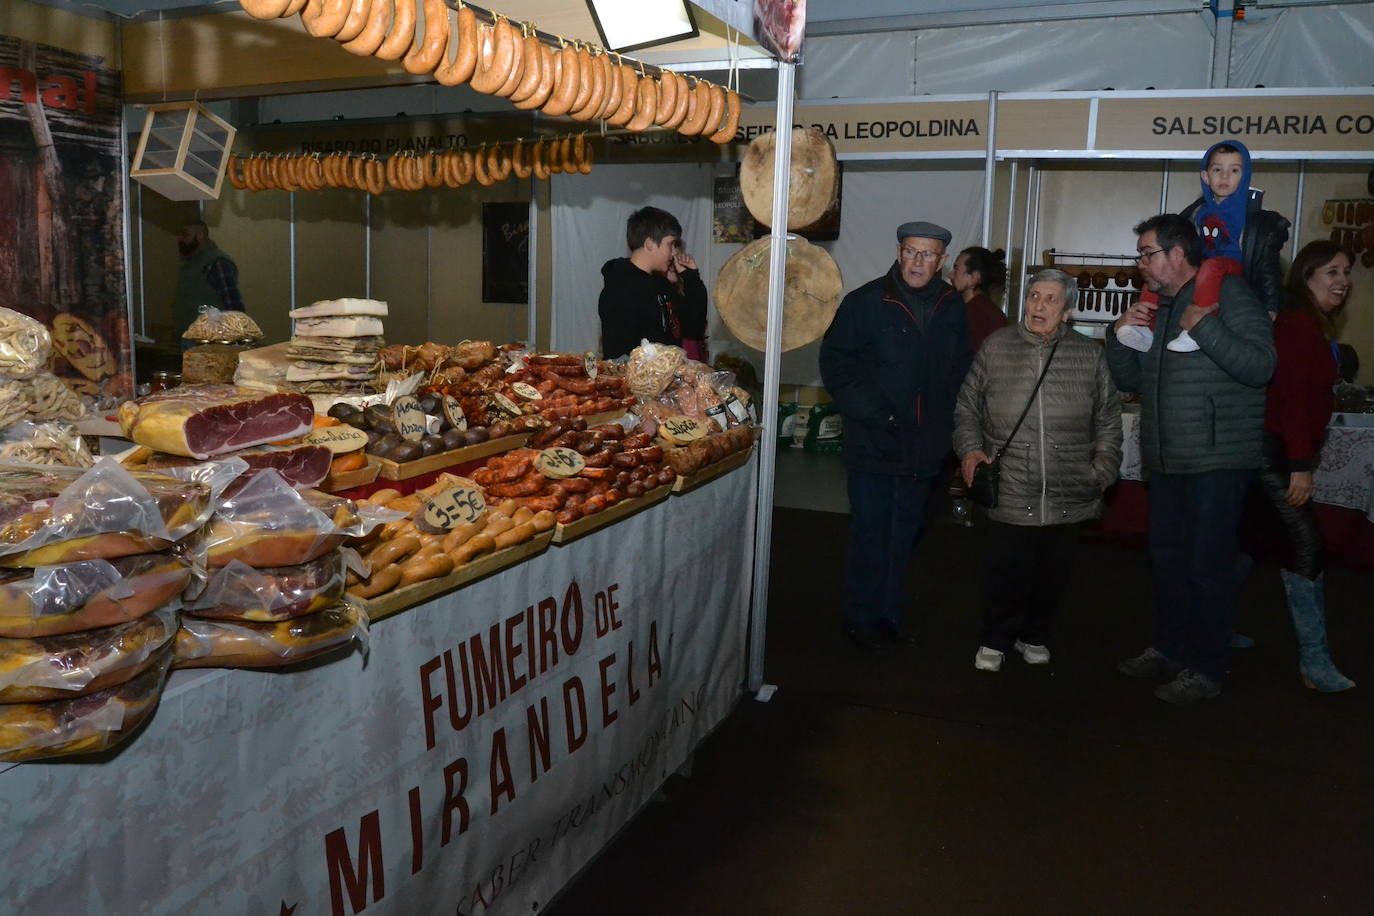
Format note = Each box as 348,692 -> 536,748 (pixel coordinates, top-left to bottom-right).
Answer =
1194,139 -> 1252,263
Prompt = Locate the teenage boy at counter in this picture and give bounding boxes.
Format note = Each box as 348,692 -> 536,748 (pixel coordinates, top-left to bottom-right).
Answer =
598,206 -> 707,360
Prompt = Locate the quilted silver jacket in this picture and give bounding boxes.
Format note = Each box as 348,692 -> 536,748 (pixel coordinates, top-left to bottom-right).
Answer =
954,322 -> 1123,526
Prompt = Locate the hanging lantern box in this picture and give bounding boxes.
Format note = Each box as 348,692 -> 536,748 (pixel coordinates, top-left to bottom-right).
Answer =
130,101 -> 236,201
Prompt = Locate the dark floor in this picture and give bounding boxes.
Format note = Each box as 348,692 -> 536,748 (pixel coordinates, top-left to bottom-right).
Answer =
549,505 -> 1373,915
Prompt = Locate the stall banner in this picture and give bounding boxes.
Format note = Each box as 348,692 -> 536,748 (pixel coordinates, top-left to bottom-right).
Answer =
0,36 -> 130,403
0,466 -> 756,916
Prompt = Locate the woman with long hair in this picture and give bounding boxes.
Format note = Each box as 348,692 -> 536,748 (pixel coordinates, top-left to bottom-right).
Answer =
1260,239 -> 1356,691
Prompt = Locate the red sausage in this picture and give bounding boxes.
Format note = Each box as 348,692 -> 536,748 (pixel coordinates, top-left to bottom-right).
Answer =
561,477 -> 593,493
581,495 -> 608,515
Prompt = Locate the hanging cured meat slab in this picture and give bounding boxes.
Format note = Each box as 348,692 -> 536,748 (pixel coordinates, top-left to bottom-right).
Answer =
740,128 -> 839,230
715,235 -> 843,352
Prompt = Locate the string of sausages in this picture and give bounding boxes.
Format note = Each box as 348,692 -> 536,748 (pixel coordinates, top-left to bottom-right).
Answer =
238,0 -> 741,144
225,135 -> 594,193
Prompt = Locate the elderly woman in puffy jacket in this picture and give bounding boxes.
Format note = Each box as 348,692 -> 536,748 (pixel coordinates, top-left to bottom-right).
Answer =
954,268 -> 1122,672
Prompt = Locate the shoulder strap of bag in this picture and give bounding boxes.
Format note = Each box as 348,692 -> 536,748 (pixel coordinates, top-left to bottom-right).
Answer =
992,337 -> 1061,460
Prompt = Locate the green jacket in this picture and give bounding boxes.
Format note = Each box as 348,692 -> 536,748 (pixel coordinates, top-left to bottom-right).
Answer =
1105,274 -> 1275,475
954,322 -> 1121,526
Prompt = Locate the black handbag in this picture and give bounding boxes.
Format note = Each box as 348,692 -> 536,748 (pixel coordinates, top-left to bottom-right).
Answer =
969,339 -> 1060,509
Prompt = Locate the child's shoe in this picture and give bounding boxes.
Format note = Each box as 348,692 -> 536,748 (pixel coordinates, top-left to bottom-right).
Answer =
1116,324 -> 1154,352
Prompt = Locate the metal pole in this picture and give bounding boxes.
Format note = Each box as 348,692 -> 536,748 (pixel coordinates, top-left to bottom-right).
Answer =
1016,164 -> 1036,320
136,177 -> 146,340
1210,0 -> 1235,89
426,207 -> 433,342
1292,160 -> 1306,258
747,60 -> 796,693
364,193 -> 372,298
288,191 -> 297,312
980,91 -> 997,249
1003,160 -> 1018,316
1159,161 -> 1170,213
527,182 -> 538,346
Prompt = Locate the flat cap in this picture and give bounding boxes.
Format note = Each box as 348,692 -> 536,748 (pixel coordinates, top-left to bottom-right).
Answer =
896,221 -> 952,246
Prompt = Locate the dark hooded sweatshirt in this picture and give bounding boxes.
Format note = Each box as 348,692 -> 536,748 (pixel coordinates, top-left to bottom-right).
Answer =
597,258 -> 707,359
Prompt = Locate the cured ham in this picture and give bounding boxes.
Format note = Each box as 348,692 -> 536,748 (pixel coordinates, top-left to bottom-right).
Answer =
119,385 -> 314,459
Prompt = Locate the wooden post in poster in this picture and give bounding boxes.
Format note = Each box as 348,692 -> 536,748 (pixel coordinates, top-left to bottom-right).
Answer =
748,61 -> 795,693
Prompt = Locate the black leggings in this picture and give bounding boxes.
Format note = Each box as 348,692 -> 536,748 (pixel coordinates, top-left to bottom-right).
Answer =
1255,439 -> 1326,580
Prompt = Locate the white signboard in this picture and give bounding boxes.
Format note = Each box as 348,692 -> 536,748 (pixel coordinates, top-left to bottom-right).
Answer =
0,465 -> 757,916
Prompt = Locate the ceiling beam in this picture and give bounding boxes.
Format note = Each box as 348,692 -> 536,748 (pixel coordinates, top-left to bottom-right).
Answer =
805,0 -> 1202,36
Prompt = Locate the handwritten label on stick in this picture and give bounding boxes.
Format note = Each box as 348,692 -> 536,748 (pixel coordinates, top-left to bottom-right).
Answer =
304,424 -> 370,454
511,382 -> 543,401
492,393 -> 522,417
584,352 -> 599,380
660,415 -> 708,445
391,395 -> 426,442
536,447 -> 586,479
423,486 -> 486,530
442,395 -> 467,432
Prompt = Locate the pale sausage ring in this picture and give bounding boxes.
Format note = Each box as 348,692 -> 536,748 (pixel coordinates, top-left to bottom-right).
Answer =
403,0 -> 450,74
226,155 -> 248,190
709,89 -> 742,144
240,0 -> 294,20
531,139 -> 549,180
510,140 -> 532,179
304,0 -> 351,38
493,20 -> 528,98
541,43 -> 579,117
509,33 -> 544,103
654,70 -> 678,126
472,145 -> 494,186
607,64 -> 638,127
626,71 -> 658,132
435,5 -> 477,87
374,0 -> 416,61
333,0 -> 373,43
341,0 -> 390,55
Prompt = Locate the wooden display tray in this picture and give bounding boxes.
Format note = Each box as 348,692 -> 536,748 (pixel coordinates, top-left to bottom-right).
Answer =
582,409 -> 628,427
552,483 -> 672,545
354,531 -> 555,622
321,456 -> 381,493
671,446 -> 754,494
375,433 -> 529,481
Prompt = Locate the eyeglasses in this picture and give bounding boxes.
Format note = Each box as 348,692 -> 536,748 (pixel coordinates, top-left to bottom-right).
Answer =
1136,247 -> 1166,263
899,248 -> 942,263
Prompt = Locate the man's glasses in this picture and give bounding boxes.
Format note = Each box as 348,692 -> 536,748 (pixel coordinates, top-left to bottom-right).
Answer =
1136,247 -> 1166,263
899,248 -> 941,262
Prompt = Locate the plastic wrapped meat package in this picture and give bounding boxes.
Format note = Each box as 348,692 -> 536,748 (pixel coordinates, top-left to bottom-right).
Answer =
173,604 -> 368,669
0,459 -> 232,567
0,550 -> 194,637
185,552 -> 346,622
0,647 -> 172,762
199,473 -> 398,568
0,607 -> 179,703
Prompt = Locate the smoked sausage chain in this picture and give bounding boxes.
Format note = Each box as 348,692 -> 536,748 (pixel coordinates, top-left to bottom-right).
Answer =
238,0 -> 742,145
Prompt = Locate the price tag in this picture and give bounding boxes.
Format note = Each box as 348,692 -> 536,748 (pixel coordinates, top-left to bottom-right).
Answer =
511,382 -> 543,401
442,395 -> 467,432
705,402 -> 729,431
422,485 -> 486,530
660,415 -> 708,445
492,393 -> 522,417
304,424 -> 370,454
584,352 -> 599,380
535,446 -> 586,479
391,395 -> 426,442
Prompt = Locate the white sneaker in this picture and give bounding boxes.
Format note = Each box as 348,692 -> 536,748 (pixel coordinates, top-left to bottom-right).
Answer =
1014,640 -> 1051,665
975,646 -> 1004,672
1165,329 -> 1200,352
1115,324 -> 1154,352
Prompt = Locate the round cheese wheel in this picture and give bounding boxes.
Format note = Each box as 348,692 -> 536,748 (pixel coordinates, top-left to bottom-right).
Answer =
740,128 -> 838,230
714,236 -> 843,353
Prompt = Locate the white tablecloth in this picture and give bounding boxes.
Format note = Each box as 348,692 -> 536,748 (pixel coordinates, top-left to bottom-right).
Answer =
1118,412 -> 1374,522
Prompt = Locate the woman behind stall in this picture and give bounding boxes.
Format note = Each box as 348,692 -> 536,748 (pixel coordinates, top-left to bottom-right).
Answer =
954,269 -> 1122,671
949,246 -> 1009,352
1258,240 -> 1356,692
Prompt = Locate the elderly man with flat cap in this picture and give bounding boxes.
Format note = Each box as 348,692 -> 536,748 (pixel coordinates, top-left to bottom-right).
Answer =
820,221 -> 973,652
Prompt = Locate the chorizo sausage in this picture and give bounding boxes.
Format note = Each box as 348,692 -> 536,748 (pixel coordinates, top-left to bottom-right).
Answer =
518,494 -> 564,513
631,445 -> 665,462
581,495 -> 608,515
495,456 -> 532,481
560,476 -> 593,493
488,477 -> 546,499
612,452 -> 639,469
603,489 -> 622,506
625,73 -> 658,132
622,433 -> 653,449
541,44 -> 579,117
435,5 -> 477,87
333,0 -> 372,42
374,0 -> 416,60
584,447 -> 613,468
709,88 -> 742,144
514,42 -> 556,111
402,0 -> 448,74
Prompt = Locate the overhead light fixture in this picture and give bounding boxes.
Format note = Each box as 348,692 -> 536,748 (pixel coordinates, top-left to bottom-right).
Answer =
585,0 -> 698,53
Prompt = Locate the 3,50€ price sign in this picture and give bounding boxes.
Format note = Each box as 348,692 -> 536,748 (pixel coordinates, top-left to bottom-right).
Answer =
535,447 -> 586,479
423,486 -> 486,530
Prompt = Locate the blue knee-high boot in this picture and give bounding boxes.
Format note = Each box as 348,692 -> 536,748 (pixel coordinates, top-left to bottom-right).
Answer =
1280,569 -> 1355,693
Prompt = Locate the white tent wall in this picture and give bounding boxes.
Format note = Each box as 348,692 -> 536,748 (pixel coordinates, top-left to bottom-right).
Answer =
1231,5 -> 1374,88
795,31 -> 917,99
549,162 -> 715,355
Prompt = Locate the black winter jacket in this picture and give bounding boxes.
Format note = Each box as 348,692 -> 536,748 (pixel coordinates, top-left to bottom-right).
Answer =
597,258 -> 707,359
1181,189 -> 1290,315
819,266 -> 972,477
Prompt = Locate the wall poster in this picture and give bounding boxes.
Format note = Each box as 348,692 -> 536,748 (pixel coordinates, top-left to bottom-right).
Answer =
0,36 -> 131,404
482,201 -> 529,304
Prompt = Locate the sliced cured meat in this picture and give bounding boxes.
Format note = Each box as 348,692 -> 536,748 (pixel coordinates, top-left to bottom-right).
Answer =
185,553 -> 346,622
119,385 -> 315,460
0,462 -> 213,567
0,552 -> 192,638
173,604 -> 367,669
0,648 -> 171,762
0,607 -> 179,703
147,442 -> 332,490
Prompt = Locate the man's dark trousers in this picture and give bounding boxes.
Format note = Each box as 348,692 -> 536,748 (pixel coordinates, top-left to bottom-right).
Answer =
845,470 -> 939,636
1148,469 -> 1253,680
